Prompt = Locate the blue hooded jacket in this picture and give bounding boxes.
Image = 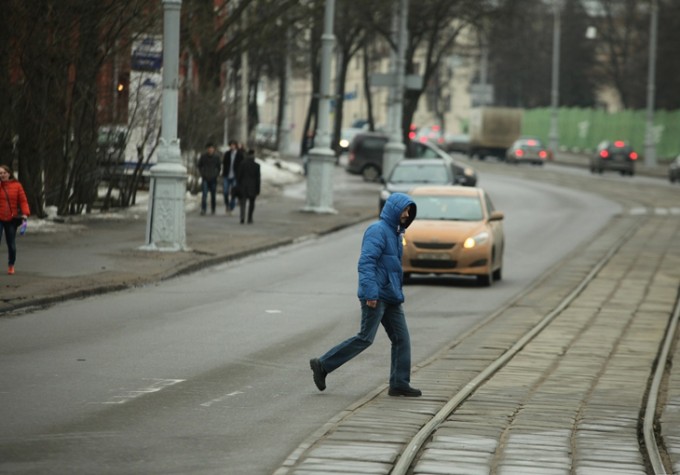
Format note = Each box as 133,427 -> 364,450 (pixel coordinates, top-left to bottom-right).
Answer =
357,192 -> 416,304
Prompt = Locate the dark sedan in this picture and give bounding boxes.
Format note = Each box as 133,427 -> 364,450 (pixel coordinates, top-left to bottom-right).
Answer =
590,140 -> 638,176
506,138 -> 549,165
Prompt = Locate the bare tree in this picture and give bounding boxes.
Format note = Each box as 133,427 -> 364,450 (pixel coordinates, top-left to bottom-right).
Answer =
361,0 -> 493,141
4,0 -> 158,217
329,0 -> 367,154
179,0 -> 300,151
594,0 -> 648,108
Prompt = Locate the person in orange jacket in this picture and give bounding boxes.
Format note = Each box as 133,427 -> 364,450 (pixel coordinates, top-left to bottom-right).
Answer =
0,165 -> 30,275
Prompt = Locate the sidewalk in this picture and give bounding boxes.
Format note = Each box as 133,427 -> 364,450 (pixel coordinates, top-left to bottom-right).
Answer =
0,161 -> 379,315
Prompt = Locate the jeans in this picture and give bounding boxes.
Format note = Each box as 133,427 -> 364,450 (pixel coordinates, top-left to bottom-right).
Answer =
201,178 -> 217,213
319,300 -> 412,390
223,177 -> 238,210
0,220 -> 18,265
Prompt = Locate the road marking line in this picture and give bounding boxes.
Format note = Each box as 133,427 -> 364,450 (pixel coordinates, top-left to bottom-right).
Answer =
200,391 -> 244,407
102,378 -> 185,405
265,309 -> 282,314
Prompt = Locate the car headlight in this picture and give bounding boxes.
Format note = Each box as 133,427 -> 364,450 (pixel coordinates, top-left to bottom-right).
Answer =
339,139 -> 349,148
464,167 -> 475,177
380,189 -> 392,201
463,231 -> 489,249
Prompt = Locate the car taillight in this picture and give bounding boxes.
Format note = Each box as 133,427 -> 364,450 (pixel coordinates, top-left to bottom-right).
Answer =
629,152 -> 638,160
600,150 -> 609,158
408,131 -> 416,140
527,139 -> 537,146
614,140 -> 625,147
539,150 -> 547,159
419,136 -> 427,143
515,149 -> 524,157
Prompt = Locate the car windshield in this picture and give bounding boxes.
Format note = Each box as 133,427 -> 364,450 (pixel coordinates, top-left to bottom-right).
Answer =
412,195 -> 484,221
390,164 -> 449,184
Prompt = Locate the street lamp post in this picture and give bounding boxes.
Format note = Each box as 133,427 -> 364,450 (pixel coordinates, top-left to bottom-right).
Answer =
144,0 -> 187,251
304,0 -> 336,214
383,0 -> 409,180
644,0 -> 658,168
549,0 -> 564,157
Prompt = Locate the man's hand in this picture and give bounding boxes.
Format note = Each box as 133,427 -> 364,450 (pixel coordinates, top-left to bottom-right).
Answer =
366,300 -> 377,308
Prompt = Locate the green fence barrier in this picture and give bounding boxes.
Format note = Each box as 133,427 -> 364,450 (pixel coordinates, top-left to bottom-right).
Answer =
521,107 -> 680,161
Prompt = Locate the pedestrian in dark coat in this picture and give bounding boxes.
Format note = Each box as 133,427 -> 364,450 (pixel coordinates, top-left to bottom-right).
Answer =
197,142 -> 221,215
0,165 -> 30,275
222,140 -> 244,214
235,149 -> 261,224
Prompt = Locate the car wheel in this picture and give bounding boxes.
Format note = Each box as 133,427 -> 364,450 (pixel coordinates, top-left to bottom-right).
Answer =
492,266 -> 502,281
361,165 -> 380,182
403,272 -> 411,283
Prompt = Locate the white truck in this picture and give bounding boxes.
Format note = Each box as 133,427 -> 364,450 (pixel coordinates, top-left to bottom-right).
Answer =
468,107 -> 523,160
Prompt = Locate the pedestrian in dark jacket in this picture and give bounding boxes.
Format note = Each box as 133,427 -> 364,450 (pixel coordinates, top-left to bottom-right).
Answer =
235,149 -> 261,224
197,142 -> 221,215
0,165 -> 30,275
309,192 -> 422,397
222,140 -> 244,214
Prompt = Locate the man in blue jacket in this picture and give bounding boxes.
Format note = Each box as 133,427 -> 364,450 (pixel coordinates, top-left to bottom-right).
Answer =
310,192 -> 421,397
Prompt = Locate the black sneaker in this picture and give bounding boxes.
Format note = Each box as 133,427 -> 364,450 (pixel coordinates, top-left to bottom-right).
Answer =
388,386 -> 422,397
309,358 -> 327,391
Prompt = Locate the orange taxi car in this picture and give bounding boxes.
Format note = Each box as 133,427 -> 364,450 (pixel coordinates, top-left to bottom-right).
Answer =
402,186 -> 504,286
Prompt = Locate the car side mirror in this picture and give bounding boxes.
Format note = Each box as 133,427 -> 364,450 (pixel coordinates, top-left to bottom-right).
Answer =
489,211 -> 504,221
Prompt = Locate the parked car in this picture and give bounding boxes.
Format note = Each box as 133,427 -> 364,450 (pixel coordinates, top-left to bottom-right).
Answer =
669,155 -> 680,183
346,132 -> 388,181
402,185 -> 505,286
337,127 -> 365,154
346,132 -> 477,186
590,140 -> 638,176
506,138 -> 549,165
379,158 -> 458,211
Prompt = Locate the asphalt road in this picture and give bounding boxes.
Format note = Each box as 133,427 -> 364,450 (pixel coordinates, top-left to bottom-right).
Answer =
0,168 -> 620,474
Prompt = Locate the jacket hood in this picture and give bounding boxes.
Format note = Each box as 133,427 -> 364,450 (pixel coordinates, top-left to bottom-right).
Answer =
380,192 -> 416,231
